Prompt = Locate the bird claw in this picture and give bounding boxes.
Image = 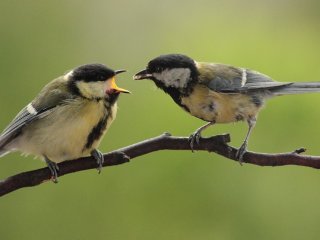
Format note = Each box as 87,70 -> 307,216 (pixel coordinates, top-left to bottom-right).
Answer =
45,158 -> 59,183
236,143 -> 247,165
91,149 -> 104,174
189,131 -> 202,152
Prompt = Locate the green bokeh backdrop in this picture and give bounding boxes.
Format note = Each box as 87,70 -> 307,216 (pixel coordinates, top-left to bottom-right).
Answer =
1,0 -> 320,239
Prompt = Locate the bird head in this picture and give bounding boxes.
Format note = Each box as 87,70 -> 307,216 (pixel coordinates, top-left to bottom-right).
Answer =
67,64 -> 130,100
134,54 -> 199,93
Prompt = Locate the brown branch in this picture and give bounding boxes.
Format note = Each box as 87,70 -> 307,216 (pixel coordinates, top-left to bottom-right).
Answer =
1,132 -> 320,197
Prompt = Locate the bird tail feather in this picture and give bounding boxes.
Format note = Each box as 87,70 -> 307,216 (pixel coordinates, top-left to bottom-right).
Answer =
272,82 -> 320,96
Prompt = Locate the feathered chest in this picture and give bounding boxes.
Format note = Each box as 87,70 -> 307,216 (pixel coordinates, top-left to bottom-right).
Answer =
14,98 -> 117,162
84,99 -> 117,150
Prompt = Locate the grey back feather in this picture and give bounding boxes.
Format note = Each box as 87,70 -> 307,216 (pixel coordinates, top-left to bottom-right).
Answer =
0,77 -> 75,152
204,65 -> 320,96
0,107 -> 53,150
205,67 -> 292,93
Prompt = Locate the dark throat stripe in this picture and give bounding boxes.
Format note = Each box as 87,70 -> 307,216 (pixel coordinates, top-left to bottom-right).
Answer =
83,101 -> 113,151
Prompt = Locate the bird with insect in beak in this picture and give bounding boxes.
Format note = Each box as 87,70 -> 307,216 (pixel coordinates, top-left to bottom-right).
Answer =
134,54 -> 320,162
0,63 -> 130,182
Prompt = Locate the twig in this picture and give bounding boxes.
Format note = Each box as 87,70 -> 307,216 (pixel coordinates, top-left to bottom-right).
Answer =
0,132 -> 319,197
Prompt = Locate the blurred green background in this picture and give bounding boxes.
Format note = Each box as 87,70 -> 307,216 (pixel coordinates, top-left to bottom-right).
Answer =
1,0 -> 320,239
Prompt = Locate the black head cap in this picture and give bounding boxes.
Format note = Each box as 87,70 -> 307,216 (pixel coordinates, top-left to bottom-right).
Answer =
147,54 -> 198,76
71,63 -> 121,82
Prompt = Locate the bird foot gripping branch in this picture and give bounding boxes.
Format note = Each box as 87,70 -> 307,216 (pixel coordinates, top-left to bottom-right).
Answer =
91,149 -> 105,174
188,122 -> 215,152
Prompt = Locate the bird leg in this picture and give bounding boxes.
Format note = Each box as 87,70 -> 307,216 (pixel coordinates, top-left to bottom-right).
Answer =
44,157 -> 59,183
236,117 -> 256,164
91,149 -> 104,174
189,121 -> 215,152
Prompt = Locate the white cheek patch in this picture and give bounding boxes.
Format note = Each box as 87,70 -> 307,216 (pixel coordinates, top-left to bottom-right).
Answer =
76,81 -> 106,99
105,79 -> 114,92
153,68 -> 191,88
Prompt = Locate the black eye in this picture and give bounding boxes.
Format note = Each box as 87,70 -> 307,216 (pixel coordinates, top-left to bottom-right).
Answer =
98,75 -> 106,81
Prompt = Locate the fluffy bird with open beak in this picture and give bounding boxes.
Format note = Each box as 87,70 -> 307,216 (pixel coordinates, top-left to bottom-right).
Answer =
0,63 -> 130,182
134,54 -> 320,162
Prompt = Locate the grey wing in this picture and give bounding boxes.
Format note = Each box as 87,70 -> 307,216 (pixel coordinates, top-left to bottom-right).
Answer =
0,78 -> 74,149
205,65 -> 292,93
239,70 -> 292,91
0,105 -> 53,148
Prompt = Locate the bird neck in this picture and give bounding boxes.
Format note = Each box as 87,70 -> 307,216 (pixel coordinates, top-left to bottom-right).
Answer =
155,77 -> 197,109
106,93 -> 120,105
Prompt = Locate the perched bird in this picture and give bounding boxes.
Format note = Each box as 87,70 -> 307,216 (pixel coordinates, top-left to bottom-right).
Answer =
0,64 -> 130,182
134,54 -> 320,162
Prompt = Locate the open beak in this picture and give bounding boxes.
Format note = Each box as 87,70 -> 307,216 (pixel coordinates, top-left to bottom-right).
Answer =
108,70 -> 130,94
133,69 -> 153,80
109,77 -> 130,94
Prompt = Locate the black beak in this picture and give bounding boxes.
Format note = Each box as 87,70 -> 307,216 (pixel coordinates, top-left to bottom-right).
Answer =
115,69 -> 126,75
133,69 -> 153,80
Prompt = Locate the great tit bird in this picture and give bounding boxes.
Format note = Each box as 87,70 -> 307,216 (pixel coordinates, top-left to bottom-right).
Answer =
0,63 -> 130,182
134,54 -> 320,162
